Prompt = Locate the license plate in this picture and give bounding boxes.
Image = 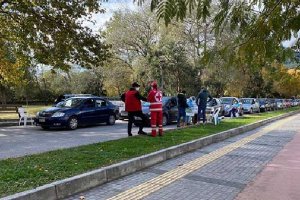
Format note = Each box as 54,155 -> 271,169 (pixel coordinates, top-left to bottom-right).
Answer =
39,118 -> 45,122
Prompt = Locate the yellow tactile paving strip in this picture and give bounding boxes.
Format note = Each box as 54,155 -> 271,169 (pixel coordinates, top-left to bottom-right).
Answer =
107,116 -> 296,200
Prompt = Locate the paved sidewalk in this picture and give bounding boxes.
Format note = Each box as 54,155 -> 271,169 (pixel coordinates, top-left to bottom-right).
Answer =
236,128 -> 300,200
66,114 -> 300,200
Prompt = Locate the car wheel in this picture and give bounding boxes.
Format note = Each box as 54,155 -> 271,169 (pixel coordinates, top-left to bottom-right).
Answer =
41,126 -> 49,130
68,117 -> 78,130
107,114 -> 116,125
162,114 -> 168,126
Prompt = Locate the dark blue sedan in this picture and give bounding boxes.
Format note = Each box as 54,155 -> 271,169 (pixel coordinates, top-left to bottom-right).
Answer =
36,97 -> 119,130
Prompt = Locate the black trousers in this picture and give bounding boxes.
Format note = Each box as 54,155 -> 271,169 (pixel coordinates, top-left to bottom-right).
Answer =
128,111 -> 147,135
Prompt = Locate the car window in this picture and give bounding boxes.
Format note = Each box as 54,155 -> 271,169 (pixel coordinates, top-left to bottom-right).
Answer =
63,98 -> 85,108
96,99 -> 107,107
84,99 -> 95,108
207,99 -> 217,106
241,99 -> 252,104
221,98 -> 233,104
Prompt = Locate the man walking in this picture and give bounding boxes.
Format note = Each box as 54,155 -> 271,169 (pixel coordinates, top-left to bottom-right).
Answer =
196,87 -> 213,124
177,90 -> 189,127
147,82 -> 163,137
121,82 -> 148,137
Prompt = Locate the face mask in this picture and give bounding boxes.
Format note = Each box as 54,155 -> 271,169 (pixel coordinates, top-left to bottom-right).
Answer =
135,87 -> 140,91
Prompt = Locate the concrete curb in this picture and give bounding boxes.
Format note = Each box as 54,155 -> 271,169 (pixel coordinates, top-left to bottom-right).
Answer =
0,121 -> 18,127
2,110 -> 300,200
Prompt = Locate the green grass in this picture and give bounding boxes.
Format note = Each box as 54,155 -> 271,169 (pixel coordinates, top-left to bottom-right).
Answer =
0,105 -> 50,120
0,107 -> 299,197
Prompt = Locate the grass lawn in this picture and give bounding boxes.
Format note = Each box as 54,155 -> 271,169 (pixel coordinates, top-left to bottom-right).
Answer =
0,107 -> 299,197
0,105 -> 50,120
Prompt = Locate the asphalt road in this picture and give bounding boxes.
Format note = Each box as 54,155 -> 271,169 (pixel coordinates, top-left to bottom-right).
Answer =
0,120 -> 176,160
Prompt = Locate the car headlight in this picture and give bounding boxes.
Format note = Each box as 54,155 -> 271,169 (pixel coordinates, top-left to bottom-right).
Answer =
52,112 -> 65,118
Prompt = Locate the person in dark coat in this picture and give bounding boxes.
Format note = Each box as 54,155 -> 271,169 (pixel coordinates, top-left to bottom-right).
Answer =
177,90 -> 189,127
121,82 -> 148,137
196,87 -> 213,124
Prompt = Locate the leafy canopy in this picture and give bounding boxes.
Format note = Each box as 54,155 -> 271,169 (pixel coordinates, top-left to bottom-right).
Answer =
0,0 -> 110,82
137,0 -> 300,65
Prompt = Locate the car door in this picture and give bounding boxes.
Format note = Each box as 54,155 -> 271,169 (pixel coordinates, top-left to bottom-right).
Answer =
79,99 -> 97,124
95,99 -> 109,123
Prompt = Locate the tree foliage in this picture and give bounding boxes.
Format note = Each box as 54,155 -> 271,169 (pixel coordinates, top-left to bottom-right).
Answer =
0,0 -> 110,84
137,0 -> 300,65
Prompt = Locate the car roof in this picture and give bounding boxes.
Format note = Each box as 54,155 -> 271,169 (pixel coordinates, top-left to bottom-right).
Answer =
68,96 -> 102,100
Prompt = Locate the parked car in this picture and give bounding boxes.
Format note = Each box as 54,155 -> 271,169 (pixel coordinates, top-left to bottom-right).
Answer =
118,104 -> 128,120
36,97 -> 118,130
258,98 -> 270,112
134,97 -> 178,126
109,100 -> 124,120
284,99 -> 292,108
275,99 -> 284,109
267,98 -> 276,111
293,99 -> 300,107
220,97 -> 243,117
206,98 -> 224,116
241,98 -> 260,114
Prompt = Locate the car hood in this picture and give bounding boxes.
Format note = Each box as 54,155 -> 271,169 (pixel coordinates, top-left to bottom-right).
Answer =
243,104 -> 252,108
40,107 -> 72,114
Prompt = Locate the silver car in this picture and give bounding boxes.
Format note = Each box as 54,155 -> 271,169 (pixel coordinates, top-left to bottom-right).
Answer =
241,98 -> 260,114
220,97 -> 244,117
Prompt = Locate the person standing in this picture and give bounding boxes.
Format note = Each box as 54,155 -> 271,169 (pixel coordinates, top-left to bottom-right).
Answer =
196,87 -> 213,124
177,90 -> 189,127
147,82 -> 163,137
121,82 -> 148,137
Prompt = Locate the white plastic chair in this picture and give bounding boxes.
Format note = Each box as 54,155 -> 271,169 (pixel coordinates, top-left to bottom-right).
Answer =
18,107 -> 34,126
212,107 -> 221,125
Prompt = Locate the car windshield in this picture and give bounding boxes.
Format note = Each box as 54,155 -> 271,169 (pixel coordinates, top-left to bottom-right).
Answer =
221,98 -> 233,104
241,99 -> 252,104
61,98 -> 85,108
259,99 -> 265,103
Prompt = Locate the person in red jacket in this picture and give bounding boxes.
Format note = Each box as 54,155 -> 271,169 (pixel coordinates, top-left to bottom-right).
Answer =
147,81 -> 163,137
121,82 -> 148,137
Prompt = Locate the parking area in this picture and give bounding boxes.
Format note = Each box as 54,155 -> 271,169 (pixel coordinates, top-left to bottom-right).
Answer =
0,120 -> 176,160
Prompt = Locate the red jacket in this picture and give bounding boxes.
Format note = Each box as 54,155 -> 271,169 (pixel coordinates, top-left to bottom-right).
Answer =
147,89 -> 163,112
124,90 -> 143,112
